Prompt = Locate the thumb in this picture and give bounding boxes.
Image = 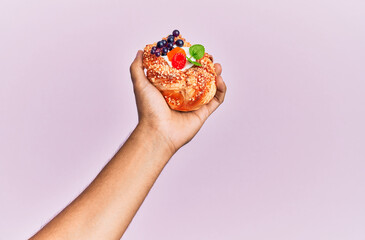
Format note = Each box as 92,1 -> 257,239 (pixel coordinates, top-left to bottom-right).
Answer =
129,50 -> 147,88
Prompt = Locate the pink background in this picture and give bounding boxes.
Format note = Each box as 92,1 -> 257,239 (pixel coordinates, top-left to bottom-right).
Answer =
1,0 -> 365,239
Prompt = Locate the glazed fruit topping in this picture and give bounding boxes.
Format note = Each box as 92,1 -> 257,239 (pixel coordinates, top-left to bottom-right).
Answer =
162,47 -> 168,56
173,30 -> 180,37
167,47 -> 186,61
175,39 -> 184,47
171,53 -> 187,70
150,46 -> 157,54
167,35 -> 175,43
167,42 -> 173,50
156,41 -> 164,48
150,29 -> 184,57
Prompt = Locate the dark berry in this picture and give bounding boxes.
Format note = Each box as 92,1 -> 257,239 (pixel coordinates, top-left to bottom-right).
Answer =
167,36 -> 174,43
162,47 -> 168,56
167,42 -> 173,50
161,40 -> 167,46
155,51 -> 161,57
175,39 -> 184,47
173,30 -> 180,37
157,41 -> 164,48
151,46 -> 157,54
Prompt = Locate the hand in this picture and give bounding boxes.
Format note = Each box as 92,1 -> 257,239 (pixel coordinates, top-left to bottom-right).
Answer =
130,50 -> 227,155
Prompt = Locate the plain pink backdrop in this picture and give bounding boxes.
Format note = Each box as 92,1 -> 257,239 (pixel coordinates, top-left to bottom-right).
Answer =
1,0 -> 365,239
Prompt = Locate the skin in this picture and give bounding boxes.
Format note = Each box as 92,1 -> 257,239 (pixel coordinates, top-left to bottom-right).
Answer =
30,50 -> 227,240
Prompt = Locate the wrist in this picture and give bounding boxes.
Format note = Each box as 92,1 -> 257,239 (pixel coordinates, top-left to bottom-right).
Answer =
134,122 -> 177,158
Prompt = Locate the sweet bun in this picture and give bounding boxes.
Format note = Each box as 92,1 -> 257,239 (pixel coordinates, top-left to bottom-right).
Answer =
142,32 -> 216,111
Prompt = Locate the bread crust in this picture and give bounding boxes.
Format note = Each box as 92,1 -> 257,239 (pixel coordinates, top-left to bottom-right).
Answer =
142,36 -> 216,111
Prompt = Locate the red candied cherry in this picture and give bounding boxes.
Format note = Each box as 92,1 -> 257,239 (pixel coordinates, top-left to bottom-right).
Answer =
171,53 -> 186,70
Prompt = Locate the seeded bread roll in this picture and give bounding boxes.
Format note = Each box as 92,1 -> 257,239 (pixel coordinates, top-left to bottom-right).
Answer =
142,35 -> 217,111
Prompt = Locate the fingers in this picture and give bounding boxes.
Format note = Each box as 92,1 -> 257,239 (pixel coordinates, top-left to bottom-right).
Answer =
204,75 -> 227,115
193,72 -> 227,122
214,63 -> 222,76
214,75 -> 227,104
130,50 -> 148,89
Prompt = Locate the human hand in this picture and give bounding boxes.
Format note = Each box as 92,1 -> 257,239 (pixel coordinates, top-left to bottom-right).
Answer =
130,50 -> 227,155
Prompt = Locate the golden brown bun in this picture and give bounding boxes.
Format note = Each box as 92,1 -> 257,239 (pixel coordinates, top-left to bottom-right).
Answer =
142,36 -> 216,111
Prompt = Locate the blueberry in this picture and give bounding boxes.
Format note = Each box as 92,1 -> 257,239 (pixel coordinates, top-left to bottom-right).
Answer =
157,41 -> 164,48
167,36 -> 174,43
162,47 -> 168,56
167,42 -> 173,50
175,39 -> 184,47
161,40 -> 167,46
151,49 -> 156,54
173,30 -> 180,37
155,51 -> 161,57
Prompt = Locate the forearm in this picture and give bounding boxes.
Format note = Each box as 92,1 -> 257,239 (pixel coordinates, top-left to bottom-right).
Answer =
31,123 -> 174,240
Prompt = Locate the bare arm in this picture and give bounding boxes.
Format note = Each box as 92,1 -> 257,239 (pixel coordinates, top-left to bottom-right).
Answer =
30,50 -> 226,240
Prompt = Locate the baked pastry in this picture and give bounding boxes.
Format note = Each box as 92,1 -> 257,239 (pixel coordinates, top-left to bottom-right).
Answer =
142,30 -> 216,111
